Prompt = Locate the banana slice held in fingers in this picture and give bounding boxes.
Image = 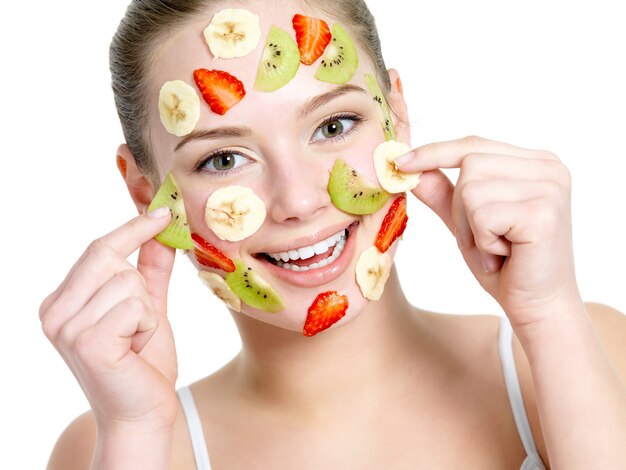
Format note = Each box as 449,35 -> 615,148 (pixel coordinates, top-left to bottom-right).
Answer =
158,80 -> 200,137
205,8 -> 262,59
355,246 -> 392,301
205,186 -> 266,242
373,140 -> 421,194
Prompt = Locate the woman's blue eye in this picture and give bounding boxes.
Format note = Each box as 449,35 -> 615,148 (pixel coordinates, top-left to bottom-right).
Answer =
201,152 -> 249,173
311,115 -> 360,142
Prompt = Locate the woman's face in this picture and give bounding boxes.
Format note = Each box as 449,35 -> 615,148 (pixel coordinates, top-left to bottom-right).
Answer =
147,2 -> 407,334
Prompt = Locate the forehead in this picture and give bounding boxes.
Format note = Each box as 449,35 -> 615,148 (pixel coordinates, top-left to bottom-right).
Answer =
148,2 -> 375,156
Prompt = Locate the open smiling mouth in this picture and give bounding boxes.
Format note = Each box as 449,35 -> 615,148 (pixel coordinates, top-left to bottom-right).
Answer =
256,223 -> 356,272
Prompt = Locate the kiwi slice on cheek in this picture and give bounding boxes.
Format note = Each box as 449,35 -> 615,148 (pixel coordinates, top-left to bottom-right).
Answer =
254,25 -> 301,92
314,23 -> 358,84
328,159 -> 390,215
147,171 -> 194,250
226,261 -> 285,313
365,73 -> 396,141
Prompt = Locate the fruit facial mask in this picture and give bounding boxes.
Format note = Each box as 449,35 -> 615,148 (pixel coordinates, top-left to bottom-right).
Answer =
226,261 -> 285,313
204,186 -> 266,242
365,73 -> 396,141
194,69 -> 246,115
328,159 -> 390,215
254,25 -> 301,92
204,8 -> 261,59
303,291 -> 348,336
148,171 -> 194,249
373,141 -> 421,194
199,271 -> 242,312
314,23 -> 358,84
158,80 -> 200,137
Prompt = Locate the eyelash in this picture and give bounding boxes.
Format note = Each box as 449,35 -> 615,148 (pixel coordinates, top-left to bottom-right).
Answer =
311,113 -> 363,144
194,113 -> 364,176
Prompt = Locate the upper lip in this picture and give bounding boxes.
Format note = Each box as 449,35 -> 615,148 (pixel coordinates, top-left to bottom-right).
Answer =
253,221 -> 356,255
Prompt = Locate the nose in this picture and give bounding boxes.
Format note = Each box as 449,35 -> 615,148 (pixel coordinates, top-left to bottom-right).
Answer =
266,153 -> 332,224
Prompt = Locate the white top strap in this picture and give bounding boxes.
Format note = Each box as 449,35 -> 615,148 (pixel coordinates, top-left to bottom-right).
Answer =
498,316 -> 546,470
178,386 -> 212,470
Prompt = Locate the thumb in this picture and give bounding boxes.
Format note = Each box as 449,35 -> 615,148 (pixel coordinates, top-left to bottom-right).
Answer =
137,238 -> 175,313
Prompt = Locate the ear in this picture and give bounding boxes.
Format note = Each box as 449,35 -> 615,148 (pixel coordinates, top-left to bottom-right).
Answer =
116,144 -> 155,215
385,68 -> 411,146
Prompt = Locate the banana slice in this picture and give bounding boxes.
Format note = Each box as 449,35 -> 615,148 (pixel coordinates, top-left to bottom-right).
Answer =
158,80 -> 200,137
199,271 -> 241,312
355,246 -> 392,301
205,186 -> 266,242
204,8 -> 261,59
373,140 -> 420,194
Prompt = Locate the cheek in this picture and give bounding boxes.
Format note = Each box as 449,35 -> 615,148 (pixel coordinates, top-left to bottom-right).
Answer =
338,137 -> 383,187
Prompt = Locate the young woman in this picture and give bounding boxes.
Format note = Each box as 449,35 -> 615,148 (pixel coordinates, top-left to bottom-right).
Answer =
41,0 -> 626,468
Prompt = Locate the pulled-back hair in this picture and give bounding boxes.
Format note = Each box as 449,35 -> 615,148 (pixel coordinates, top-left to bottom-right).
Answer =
110,0 -> 390,182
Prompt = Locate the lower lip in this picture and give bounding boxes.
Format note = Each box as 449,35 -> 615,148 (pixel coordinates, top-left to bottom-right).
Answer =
258,224 -> 358,288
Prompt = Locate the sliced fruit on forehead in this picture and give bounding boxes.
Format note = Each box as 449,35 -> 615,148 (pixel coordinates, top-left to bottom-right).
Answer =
373,140 -> 420,194
375,195 -> 408,253
292,13 -> 332,66
192,233 -> 236,272
328,159 -> 390,215
205,185 -> 267,242
254,25 -> 301,92
226,261 -> 285,313
314,23 -> 358,84
355,246 -> 392,301
199,271 -> 241,312
193,69 -> 245,115
148,171 -> 194,250
204,8 -> 261,59
365,73 -> 396,141
303,291 -> 348,337
158,80 -> 200,137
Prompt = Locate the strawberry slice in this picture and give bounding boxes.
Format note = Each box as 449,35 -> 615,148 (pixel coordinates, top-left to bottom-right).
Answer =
192,233 -> 236,272
292,14 -> 332,66
375,195 -> 408,253
193,69 -> 245,115
303,291 -> 348,337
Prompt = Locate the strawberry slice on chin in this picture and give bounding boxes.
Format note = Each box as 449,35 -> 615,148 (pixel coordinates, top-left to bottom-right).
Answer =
303,291 -> 349,337
192,233 -> 236,272
292,14 -> 332,66
193,69 -> 246,115
375,195 -> 408,253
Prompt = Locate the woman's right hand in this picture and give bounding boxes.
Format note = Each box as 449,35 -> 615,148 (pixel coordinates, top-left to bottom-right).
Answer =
39,208 -> 179,438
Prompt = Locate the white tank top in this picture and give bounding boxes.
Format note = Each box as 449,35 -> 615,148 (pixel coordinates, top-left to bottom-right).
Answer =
177,315 -> 546,469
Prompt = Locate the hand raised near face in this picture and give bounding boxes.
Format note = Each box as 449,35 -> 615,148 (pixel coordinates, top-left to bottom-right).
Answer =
396,135 -> 581,328
39,208 -> 179,436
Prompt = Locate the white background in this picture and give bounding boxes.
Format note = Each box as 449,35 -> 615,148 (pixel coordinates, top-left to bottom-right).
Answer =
2,1 -> 624,467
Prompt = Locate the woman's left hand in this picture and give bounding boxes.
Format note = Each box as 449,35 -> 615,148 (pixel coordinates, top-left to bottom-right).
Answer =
396,135 -> 582,328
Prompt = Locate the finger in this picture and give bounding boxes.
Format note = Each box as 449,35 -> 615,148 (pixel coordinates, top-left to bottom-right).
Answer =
394,136 -> 558,173
137,238 -> 175,314
41,254 -> 135,339
74,297 -> 158,369
39,209 -> 171,320
57,270 -> 154,343
410,169 -> 456,234
458,154 -> 565,182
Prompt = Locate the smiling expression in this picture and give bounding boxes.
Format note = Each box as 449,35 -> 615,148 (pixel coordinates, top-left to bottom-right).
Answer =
147,3 -> 406,334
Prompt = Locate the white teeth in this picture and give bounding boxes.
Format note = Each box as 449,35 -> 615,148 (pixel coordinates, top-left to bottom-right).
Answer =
265,229 -> 347,263
298,245 -> 315,260
276,235 -> 346,272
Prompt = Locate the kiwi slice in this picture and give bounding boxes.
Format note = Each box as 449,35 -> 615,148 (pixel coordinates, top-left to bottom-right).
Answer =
147,171 -> 193,250
328,159 -> 390,215
365,73 -> 396,141
314,23 -> 358,84
226,261 -> 285,313
254,26 -> 300,92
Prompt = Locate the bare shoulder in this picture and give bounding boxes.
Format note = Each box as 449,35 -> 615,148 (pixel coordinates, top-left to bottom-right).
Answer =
47,411 -> 96,470
585,302 -> 626,372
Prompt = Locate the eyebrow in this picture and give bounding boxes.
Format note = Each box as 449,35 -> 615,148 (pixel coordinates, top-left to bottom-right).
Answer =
297,84 -> 368,120
174,126 -> 253,152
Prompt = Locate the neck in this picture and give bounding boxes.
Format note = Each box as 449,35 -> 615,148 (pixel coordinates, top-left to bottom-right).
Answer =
230,268 -> 430,417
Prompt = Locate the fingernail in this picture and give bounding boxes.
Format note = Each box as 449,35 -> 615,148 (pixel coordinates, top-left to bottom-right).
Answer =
394,151 -> 414,168
147,206 -> 171,219
481,254 -> 499,274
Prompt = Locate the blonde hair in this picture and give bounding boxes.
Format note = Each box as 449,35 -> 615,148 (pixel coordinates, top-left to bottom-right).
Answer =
109,0 -> 390,181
